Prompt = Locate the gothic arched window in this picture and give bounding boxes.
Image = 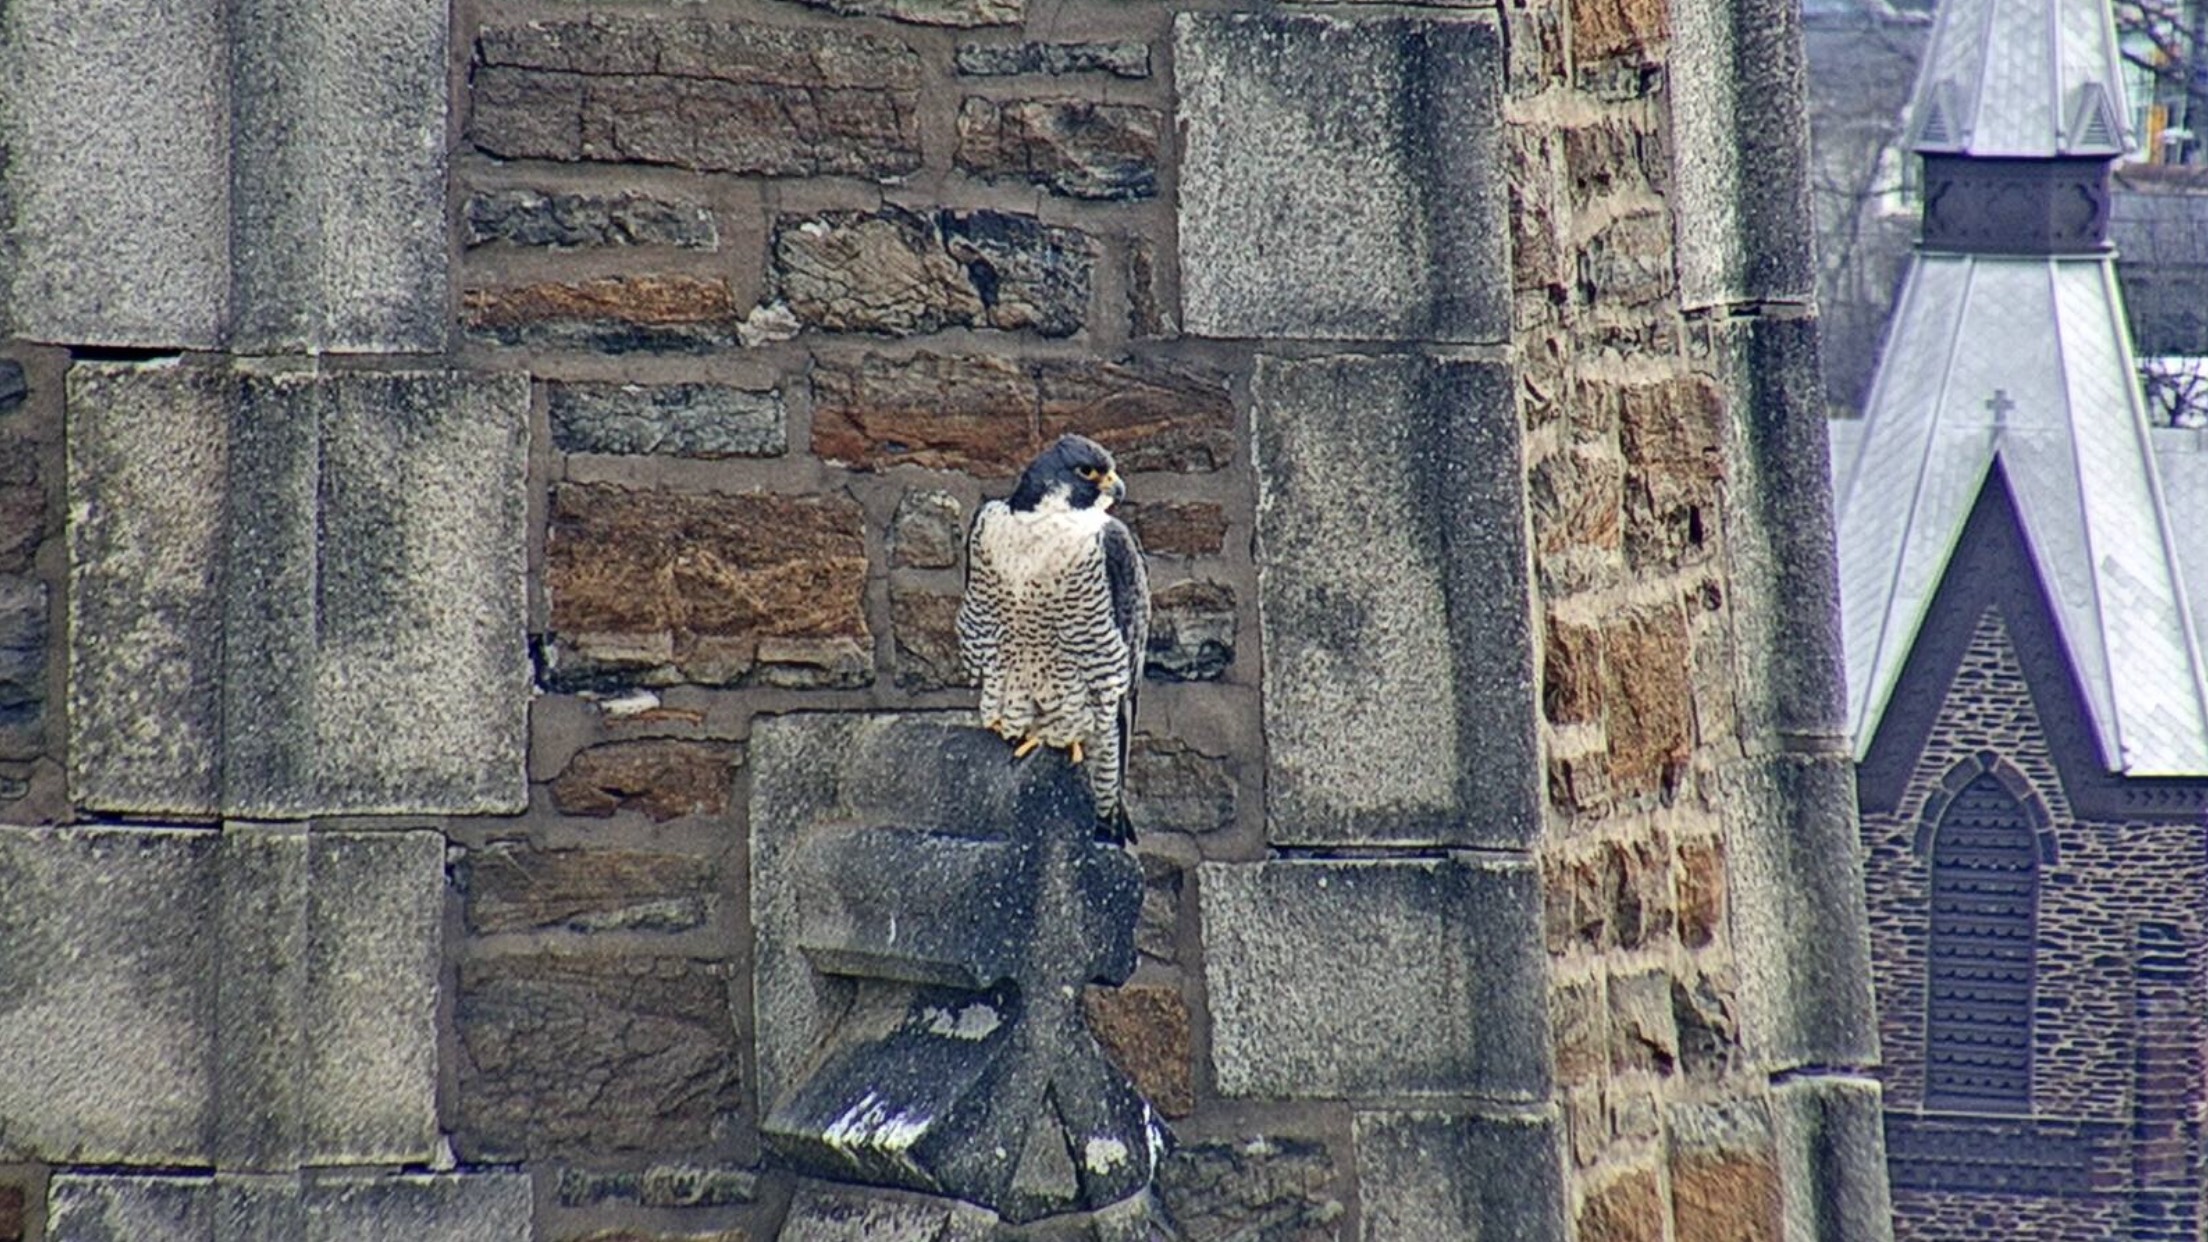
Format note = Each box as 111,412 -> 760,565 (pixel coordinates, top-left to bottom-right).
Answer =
1924,772 -> 2038,1112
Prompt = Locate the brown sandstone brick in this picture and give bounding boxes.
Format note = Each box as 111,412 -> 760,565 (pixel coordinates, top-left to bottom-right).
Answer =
1553,976 -> 1605,1086
773,208 -> 1093,338
1672,1146 -> 1783,1242
1578,1166 -> 1665,1242
1544,613 -> 1604,725
1083,982 -> 1194,1118
545,483 -> 870,688
0,452 -> 41,574
1620,377 -> 1727,568
1602,603 -> 1693,799
1529,445 -> 1624,595
461,276 -> 740,352
471,16 -> 922,178
548,738 -> 744,822
1608,833 -> 1675,949
791,0 -> 1018,27
462,842 -> 715,935
811,352 -> 1233,476
955,97 -> 1160,200
1570,0 -> 1668,62
1564,116 -> 1671,207
1676,835 -> 1726,949
1117,501 -> 1227,559
1580,210 -> 1676,306
1607,968 -> 1678,1075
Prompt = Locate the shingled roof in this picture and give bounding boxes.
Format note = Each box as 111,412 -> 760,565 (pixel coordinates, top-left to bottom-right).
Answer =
1904,0 -> 2129,158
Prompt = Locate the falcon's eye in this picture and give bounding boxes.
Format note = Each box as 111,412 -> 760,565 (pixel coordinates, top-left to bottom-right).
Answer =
1075,466 -> 1103,482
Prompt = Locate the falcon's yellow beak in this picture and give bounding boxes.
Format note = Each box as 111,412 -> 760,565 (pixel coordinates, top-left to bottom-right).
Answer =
1100,470 -> 1122,501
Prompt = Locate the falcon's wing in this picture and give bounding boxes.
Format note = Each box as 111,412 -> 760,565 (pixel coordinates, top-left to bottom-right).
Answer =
956,502 -> 1009,680
1102,516 -> 1148,698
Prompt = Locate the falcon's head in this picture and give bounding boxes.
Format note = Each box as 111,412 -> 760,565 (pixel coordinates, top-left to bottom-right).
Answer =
1008,434 -> 1124,513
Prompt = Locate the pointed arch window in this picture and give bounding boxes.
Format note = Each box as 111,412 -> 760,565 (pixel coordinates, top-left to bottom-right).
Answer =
1925,772 -> 2038,1112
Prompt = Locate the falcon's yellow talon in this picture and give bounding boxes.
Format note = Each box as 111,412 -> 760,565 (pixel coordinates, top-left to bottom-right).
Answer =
1012,736 -> 1043,759
1069,741 -> 1085,765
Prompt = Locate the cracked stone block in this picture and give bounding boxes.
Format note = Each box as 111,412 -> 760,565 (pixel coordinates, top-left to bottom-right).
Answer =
471,15 -> 922,179
465,188 -> 719,250
550,382 -> 785,458
954,98 -> 1161,200
453,955 -> 743,1159
463,276 -> 742,353
1175,11 -> 1507,341
544,483 -> 870,691
773,208 -> 1095,338
955,42 -> 1149,77
460,842 -> 715,935
67,363 -> 528,817
1198,858 -> 1548,1100
1252,354 -> 1536,848
547,738 -> 746,823
1156,1135 -> 1346,1240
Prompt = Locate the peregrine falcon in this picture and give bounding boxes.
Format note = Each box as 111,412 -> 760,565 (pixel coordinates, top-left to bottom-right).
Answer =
957,435 -> 1150,838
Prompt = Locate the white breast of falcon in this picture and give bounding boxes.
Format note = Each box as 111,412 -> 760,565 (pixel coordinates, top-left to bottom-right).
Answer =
957,434 -> 1149,840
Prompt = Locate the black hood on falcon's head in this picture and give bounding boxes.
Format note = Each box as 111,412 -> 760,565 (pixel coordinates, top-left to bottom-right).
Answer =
1007,434 -> 1124,512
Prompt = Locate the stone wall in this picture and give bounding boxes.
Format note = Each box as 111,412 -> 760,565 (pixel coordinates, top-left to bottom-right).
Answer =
0,0 -> 1889,1237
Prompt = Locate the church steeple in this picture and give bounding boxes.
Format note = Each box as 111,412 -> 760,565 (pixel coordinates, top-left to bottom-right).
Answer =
1831,0 -> 2208,775
1903,0 -> 2132,252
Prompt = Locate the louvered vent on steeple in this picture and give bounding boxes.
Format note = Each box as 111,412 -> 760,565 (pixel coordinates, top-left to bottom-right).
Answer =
1912,80 -> 1967,153
2065,82 -> 2124,154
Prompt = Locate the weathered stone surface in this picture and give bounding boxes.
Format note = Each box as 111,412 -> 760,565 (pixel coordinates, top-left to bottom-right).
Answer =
813,352 -> 1234,476
47,1172 -> 532,1242
0,827 -> 218,1164
1619,377 -> 1725,568
1601,603 -> 1693,800
1125,737 -> 1235,836
1664,1101 -> 1780,1242
956,42 -> 1150,78
1668,0 -> 1816,306
227,0 -> 450,352
1137,854 -> 1184,965
46,1176 -> 211,1242
462,843 -> 715,935
1117,501 -> 1226,559
0,465 -> 43,576
1672,969 -> 1742,1079
955,98 -> 1161,200
72,364 -> 524,817
890,585 -> 973,691
1770,1076 -> 1893,1242
1719,754 -> 1878,1071
1551,977 -> 1604,1087
1,0 -> 229,346
779,1183 -> 999,1242
463,276 -> 741,352
548,738 -> 745,822
557,1231 -> 750,1242
551,383 -> 785,458
0,1185 -> 20,1242
774,208 -> 1093,338
892,489 -> 966,569
1572,0 -> 1666,61
1354,1110 -> 1566,1241
1253,354 -> 1536,847
453,955 -> 742,1159
0,360 -> 27,412
67,364 -> 230,814
465,188 -> 719,250
1084,983 -> 1195,1117
1543,613 -> 1603,725
472,16 -> 922,178
1127,237 -> 1176,339
4,0 -> 447,350
295,832 -> 445,1165
1676,835 -> 1726,949
785,0 -> 1016,27
544,483 -> 871,690
641,1165 -> 760,1207
1199,858 -> 1548,1099
1607,969 -> 1678,1076
1146,581 -> 1235,682
1577,1167 -> 1663,1242
557,1170 -> 640,1207
0,577 -> 47,752
1176,12 -> 1507,341
1156,1135 -> 1346,1241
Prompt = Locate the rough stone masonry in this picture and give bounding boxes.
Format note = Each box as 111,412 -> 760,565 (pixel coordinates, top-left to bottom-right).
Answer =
0,0 -> 1891,1234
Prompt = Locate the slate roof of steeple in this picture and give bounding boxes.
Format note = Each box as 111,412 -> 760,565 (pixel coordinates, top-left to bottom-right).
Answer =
1904,0 -> 2130,157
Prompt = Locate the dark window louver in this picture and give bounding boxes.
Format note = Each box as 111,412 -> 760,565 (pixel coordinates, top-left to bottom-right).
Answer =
1925,773 -> 2038,1113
